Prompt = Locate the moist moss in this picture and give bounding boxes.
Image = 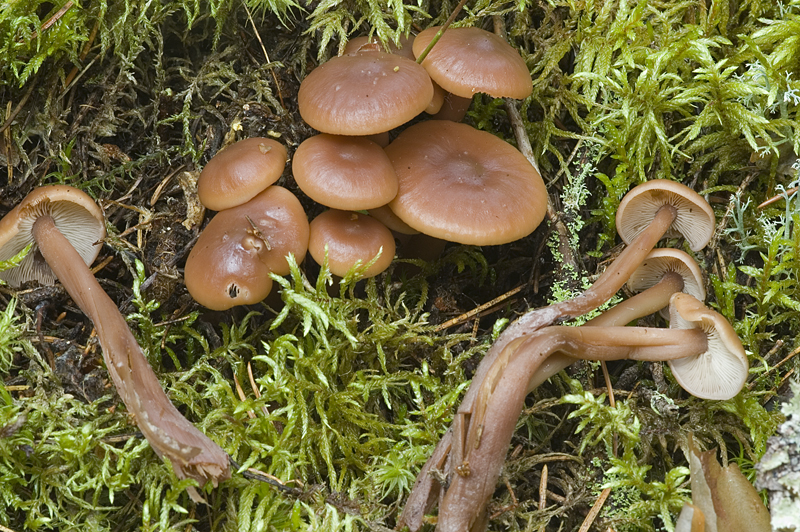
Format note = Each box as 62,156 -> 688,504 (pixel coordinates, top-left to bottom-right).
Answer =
1,0 -> 799,530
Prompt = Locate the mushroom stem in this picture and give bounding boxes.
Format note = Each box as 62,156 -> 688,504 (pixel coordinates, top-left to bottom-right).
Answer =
437,324 -> 707,532
400,247 -> 684,531
463,204 -> 679,409
31,214 -> 230,491
527,270 -> 686,392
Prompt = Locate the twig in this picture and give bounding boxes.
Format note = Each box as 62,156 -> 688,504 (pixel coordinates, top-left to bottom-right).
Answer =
435,284 -> 526,331
537,464 -> 549,532
64,19 -> 100,88
578,487 -> 611,532
415,0 -> 470,64
504,89 -> 580,283
748,340 -> 795,390
242,1 -> 285,109
758,187 -> 798,209
0,77 -> 36,136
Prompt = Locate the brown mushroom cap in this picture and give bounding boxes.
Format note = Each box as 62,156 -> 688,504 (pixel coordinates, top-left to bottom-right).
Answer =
385,120 -> 547,245
197,138 -> 287,211
292,134 -> 398,210
298,51 -> 434,136
668,293 -> 748,400
308,210 -> 395,278
185,186 -> 309,310
412,26 -> 532,100
616,180 -> 715,252
0,185 -> 105,287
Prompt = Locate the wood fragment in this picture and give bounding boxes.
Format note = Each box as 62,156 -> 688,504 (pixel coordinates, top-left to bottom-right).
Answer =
578,487 -> 611,532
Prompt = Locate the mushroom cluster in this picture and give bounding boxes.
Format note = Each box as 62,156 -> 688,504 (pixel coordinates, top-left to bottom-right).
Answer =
183,24 -> 546,306
400,180 -> 750,532
186,138 -> 309,310
290,25 -> 546,281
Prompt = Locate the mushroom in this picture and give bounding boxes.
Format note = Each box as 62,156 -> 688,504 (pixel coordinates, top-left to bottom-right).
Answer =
527,248 -> 706,391
292,134 -> 398,211
403,177 -> 717,530
432,321 -> 709,532
197,137 -> 287,211
185,186 -> 309,310
307,209 -> 395,278
474,180 -> 716,393
668,293 -> 749,400
425,293 -> 745,532
412,26 -> 532,100
342,35 -> 446,114
0,186 -> 230,495
0,186 -> 104,286
297,50 -> 434,136
385,120 -> 547,245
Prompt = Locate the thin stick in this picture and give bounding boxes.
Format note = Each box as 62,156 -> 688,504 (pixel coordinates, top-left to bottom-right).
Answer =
537,464 -> 549,532
748,342 -> 799,390
5,100 -> 11,185
600,360 -> 618,457
578,487 -> 611,532
242,1 -> 285,108
435,284 -> 526,331
233,371 -> 256,419
758,187 -> 798,209
0,78 -> 36,135
415,0 -> 470,64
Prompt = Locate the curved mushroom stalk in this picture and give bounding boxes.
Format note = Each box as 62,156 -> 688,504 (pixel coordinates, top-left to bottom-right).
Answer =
436,325 -> 708,532
524,269 -> 686,392
32,215 -> 230,493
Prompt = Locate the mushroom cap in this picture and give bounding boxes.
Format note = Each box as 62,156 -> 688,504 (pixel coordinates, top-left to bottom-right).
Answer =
185,186 -> 309,310
385,120 -> 547,245
308,210 -> 395,278
298,51 -> 434,136
668,293 -> 748,400
616,180 -> 715,252
197,138 -> 287,211
412,26 -> 532,100
627,248 -> 706,318
292,134 -> 398,210
0,185 -> 105,287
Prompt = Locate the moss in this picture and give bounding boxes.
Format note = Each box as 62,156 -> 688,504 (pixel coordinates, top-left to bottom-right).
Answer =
1,0 -> 799,530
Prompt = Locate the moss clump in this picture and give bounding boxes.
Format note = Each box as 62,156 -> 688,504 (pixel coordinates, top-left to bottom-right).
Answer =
1,0 -> 800,530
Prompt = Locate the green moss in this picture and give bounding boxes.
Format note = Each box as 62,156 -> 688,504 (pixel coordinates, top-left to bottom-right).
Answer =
2,0 -> 800,530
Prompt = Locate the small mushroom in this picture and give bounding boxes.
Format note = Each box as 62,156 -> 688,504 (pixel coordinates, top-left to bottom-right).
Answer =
197,137 -> 287,211
292,134 -> 398,210
480,180 -> 716,388
527,248 -> 706,391
668,293 -> 748,400
298,50 -> 433,136
185,186 -> 309,310
0,186 -> 230,495
308,209 -> 395,278
412,26 -> 532,100
0,185 -> 105,286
